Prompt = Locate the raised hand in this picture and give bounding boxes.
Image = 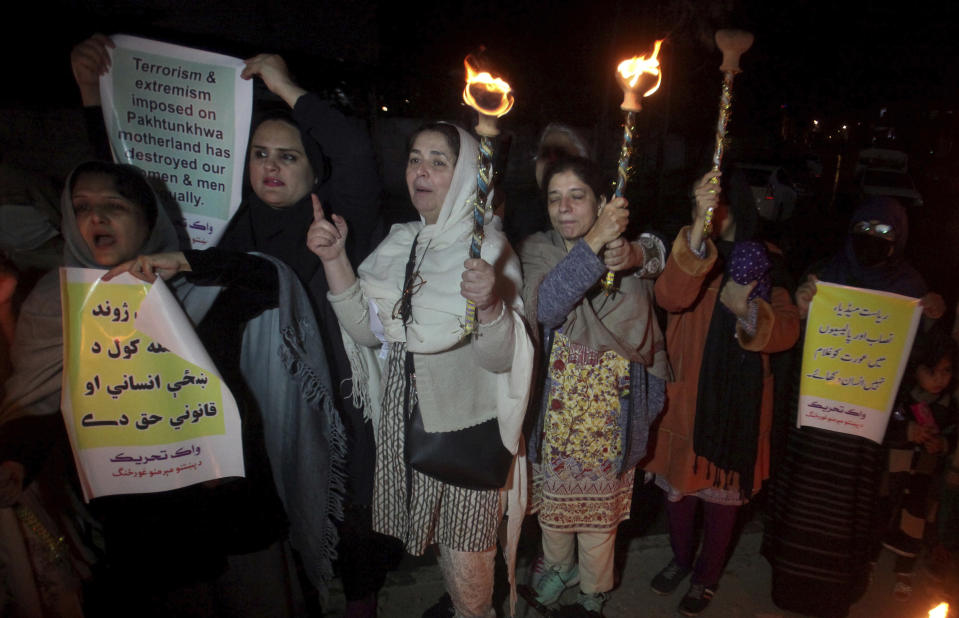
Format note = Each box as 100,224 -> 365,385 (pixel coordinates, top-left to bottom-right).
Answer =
795,274 -> 819,319
71,33 -> 114,106
690,170 -> 721,250
920,292 -> 946,320
720,279 -> 758,318
241,54 -> 306,109
603,237 -> 643,272
584,196 -> 629,255
461,258 -> 502,323
103,252 -> 191,283
306,194 -> 348,262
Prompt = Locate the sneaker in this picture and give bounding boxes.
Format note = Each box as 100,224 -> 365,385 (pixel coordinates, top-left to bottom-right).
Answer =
678,583 -> 716,616
893,574 -> 912,602
529,554 -> 548,590
650,559 -> 692,595
533,563 -> 580,606
576,591 -> 608,616
551,592 -> 608,618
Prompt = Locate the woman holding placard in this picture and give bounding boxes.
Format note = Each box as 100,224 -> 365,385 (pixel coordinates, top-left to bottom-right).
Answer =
0,159 -> 342,617
763,195 -> 945,617
70,35 -> 395,614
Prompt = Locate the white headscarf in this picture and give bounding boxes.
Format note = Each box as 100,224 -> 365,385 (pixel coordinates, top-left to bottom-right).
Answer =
346,127 -> 532,613
1,164 -> 184,425
357,125 -> 522,353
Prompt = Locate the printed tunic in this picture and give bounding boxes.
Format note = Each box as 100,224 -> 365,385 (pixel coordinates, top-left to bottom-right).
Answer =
535,332 -> 635,532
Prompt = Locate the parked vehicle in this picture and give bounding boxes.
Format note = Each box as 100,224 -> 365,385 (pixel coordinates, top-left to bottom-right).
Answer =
786,155 -> 822,198
803,153 -> 823,178
859,168 -> 923,207
739,164 -> 799,221
855,148 -> 908,176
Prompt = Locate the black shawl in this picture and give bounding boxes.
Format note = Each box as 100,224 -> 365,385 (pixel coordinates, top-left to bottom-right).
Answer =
692,165 -> 788,497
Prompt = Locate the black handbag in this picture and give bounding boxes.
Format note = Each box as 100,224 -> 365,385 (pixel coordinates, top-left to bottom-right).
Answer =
403,352 -> 513,490
396,236 -> 513,491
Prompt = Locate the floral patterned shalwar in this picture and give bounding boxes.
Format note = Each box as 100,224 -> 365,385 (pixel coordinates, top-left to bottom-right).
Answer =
535,332 -> 634,532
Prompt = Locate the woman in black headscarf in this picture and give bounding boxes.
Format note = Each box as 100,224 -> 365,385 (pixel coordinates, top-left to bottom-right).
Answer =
763,196 -> 945,618
70,37 -> 393,614
216,54 -> 395,617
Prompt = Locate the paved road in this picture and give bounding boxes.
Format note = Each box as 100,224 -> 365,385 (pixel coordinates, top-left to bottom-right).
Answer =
325,520 -> 954,617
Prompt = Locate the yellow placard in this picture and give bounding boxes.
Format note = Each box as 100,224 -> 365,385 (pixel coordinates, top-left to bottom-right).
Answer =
61,268 -> 243,500
65,281 -> 225,448
798,282 -> 921,443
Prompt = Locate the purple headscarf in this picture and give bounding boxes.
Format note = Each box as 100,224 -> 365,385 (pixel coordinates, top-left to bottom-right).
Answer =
820,196 -> 926,298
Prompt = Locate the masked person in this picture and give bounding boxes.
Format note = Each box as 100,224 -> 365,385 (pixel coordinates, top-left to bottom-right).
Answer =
763,196 -> 944,618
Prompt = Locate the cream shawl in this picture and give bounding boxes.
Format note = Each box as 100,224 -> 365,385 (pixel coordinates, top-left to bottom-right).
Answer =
339,125 -> 532,614
350,126 -> 531,451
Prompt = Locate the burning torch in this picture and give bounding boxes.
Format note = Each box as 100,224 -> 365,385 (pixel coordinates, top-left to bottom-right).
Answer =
461,54 -> 514,335
702,29 -> 754,236
929,603 -> 950,618
601,40 -> 664,293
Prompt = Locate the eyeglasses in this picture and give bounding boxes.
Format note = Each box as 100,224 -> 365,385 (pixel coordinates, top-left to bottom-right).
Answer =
852,220 -> 896,241
392,272 -> 426,324
534,146 -> 570,163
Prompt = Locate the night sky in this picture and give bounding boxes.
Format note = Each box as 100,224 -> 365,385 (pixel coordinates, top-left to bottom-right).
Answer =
3,0 -> 959,300
7,0 -> 958,132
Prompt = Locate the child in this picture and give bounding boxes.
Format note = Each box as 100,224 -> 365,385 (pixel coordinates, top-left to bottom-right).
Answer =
880,326 -> 958,600
923,433 -> 959,607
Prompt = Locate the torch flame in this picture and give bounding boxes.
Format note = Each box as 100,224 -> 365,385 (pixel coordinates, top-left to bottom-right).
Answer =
462,56 -> 515,117
617,39 -> 664,97
930,603 -> 949,618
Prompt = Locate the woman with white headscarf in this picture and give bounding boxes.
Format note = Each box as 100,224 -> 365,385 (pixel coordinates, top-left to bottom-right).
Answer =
0,160 -> 345,616
308,122 -> 533,617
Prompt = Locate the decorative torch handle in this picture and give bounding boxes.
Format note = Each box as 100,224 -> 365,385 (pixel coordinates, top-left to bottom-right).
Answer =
463,134 -> 495,335
601,111 -> 636,293
16,505 -> 66,563
703,70 -> 735,235
614,111 -> 636,198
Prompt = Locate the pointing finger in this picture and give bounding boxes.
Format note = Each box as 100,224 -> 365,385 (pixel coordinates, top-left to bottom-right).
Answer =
331,213 -> 346,238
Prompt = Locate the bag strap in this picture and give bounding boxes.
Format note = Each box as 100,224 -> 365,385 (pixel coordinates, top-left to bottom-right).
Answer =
400,234 -> 420,507
400,233 -> 421,419
396,233 -> 420,326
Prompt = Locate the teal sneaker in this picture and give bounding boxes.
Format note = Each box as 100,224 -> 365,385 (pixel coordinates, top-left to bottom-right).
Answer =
533,563 -> 580,606
528,554 -> 548,590
575,591 -> 608,616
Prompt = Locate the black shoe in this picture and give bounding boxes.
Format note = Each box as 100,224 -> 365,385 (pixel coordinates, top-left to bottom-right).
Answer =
881,529 -> 920,558
650,559 -> 692,595
422,593 -> 454,618
678,583 -> 715,616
